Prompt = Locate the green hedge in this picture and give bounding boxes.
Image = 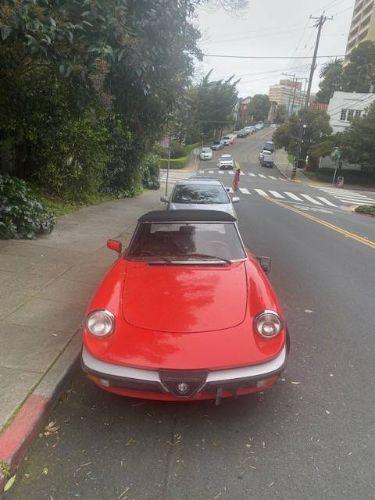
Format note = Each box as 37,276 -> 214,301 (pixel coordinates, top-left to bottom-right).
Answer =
355,205 -> 375,216
160,157 -> 189,169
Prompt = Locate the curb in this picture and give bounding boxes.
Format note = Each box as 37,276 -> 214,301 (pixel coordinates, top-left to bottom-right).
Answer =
0,331 -> 81,494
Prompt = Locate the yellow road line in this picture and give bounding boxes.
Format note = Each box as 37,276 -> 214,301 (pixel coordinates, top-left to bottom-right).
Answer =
265,197 -> 375,250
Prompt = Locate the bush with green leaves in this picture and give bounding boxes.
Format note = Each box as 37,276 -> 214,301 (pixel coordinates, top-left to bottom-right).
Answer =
0,175 -> 55,239
142,153 -> 160,190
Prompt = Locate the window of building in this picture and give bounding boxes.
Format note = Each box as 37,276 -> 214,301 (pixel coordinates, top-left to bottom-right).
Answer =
355,110 -> 362,118
340,109 -> 348,121
347,109 -> 355,121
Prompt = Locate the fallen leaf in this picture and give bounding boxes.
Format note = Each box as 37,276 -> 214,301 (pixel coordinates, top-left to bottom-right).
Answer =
4,475 -> 16,492
42,467 -> 48,475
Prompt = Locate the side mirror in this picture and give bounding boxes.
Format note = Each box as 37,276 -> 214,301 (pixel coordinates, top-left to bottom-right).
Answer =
160,196 -> 168,203
232,197 -> 240,203
107,239 -> 122,254
256,256 -> 271,274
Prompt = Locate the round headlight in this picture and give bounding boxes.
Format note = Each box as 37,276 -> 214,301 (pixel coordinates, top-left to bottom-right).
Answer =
254,310 -> 283,338
86,310 -> 115,337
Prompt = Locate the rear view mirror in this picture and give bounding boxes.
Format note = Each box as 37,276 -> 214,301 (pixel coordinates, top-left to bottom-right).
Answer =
107,239 -> 122,254
256,256 -> 271,274
160,196 -> 168,203
232,197 -> 240,203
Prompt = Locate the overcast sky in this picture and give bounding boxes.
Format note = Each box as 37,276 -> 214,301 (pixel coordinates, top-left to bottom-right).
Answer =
195,0 -> 355,97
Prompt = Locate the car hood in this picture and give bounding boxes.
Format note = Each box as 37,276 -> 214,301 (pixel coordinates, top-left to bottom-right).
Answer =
169,203 -> 235,216
122,262 -> 247,333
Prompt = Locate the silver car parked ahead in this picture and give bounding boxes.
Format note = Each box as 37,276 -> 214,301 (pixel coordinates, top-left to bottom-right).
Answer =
160,178 -> 239,217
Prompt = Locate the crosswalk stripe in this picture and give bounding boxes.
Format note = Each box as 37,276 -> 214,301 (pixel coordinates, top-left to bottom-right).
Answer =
333,195 -> 373,201
218,171 -> 224,174
249,173 -> 256,177
339,199 -> 370,205
199,170 -> 204,173
239,188 -> 251,194
254,189 -> 269,197
269,176 -> 277,180
284,192 -> 302,201
228,171 -> 234,175
300,194 -> 323,205
208,170 -> 214,174
258,174 -> 266,178
316,197 -> 337,207
269,190 -> 284,199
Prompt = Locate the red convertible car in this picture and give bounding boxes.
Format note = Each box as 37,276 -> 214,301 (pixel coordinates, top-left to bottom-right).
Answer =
82,210 -> 289,403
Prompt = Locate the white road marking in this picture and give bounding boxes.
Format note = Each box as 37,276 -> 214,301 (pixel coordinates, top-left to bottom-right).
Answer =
268,176 -> 277,180
218,171 -> 224,174
258,174 -> 266,178
254,189 -> 269,197
239,188 -> 251,194
228,171 -> 234,175
284,192 -> 302,201
208,170 -> 214,174
300,194 -> 323,205
249,173 -> 256,177
269,191 -> 284,199
316,197 -> 337,207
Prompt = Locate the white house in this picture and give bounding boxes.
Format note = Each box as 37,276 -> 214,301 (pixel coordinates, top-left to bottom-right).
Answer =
327,91 -> 375,134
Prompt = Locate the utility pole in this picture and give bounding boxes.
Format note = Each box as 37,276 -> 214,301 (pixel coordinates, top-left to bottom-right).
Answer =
305,14 -> 332,108
291,13 -> 332,180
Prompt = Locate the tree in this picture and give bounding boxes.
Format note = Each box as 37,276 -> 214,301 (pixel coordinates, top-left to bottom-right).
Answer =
274,105 -> 288,124
179,72 -> 239,143
338,102 -> 375,172
315,59 -> 343,104
342,41 -> 375,93
247,95 -> 270,123
273,109 -> 332,167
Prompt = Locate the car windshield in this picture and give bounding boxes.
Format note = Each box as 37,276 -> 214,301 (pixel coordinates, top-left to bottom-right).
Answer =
213,141 -> 220,145
127,222 -> 246,261
172,184 -> 229,204
220,155 -> 232,160
201,148 -> 211,153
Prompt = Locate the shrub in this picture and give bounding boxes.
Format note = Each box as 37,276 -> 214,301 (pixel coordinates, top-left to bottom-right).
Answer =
0,175 -> 55,239
38,116 -> 110,202
142,153 -> 160,190
103,118 -> 144,196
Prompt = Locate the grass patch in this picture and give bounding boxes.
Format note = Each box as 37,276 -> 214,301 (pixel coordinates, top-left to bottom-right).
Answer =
355,205 -> 375,216
0,460 -> 10,479
304,169 -> 375,188
38,192 -> 123,217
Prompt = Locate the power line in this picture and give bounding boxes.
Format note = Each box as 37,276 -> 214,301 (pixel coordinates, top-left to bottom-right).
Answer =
203,53 -> 345,60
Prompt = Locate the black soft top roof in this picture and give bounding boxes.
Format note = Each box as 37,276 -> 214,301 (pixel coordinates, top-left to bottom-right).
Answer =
138,210 -> 236,223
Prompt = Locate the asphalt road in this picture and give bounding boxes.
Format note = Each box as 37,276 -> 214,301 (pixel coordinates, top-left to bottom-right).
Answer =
8,131 -> 375,500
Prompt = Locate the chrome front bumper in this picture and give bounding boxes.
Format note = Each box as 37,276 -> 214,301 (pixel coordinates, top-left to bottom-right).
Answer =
82,346 -> 287,397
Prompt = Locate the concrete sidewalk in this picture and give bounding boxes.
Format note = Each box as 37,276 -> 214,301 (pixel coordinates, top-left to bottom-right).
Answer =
274,148 -> 309,183
0,188 -> 161,488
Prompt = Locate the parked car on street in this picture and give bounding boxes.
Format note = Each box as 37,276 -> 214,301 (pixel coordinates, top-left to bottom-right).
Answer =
237,129 -> 248,138
82,209 -> 289,402
211,140 -> 224,151
217,154 -> 234,169
222,135 -> 234,146
260,151 -> 274,168
263,141 -> 274,153
200,147 -> 213,160
244,126 -> 255,134
160,178 -> 239,217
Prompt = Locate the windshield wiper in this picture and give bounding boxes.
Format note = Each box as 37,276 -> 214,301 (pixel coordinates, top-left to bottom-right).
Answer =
186,253 -> 231,264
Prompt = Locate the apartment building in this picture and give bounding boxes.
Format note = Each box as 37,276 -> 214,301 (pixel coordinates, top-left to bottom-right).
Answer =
345,0 -> 375,58
268,79 -> 304,114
